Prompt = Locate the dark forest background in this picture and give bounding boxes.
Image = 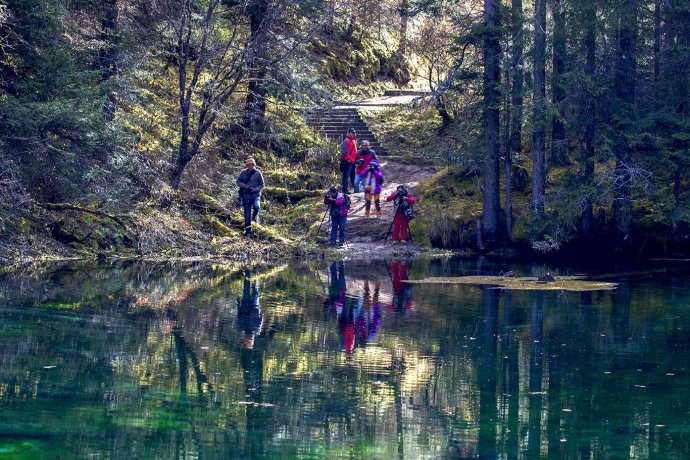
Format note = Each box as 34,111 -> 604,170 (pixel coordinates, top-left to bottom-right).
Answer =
0,0 -> 688,261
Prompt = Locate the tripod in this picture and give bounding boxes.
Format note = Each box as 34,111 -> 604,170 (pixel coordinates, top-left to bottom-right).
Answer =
317,207 -> 329,233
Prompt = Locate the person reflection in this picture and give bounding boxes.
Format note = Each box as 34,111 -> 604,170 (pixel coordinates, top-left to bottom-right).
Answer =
388,260 -> 413,316
367,281 -> 382,343
237,269 -> 263,349
324,261 -> 347,319
354,281 -> 369,348
339,298 -> 355,355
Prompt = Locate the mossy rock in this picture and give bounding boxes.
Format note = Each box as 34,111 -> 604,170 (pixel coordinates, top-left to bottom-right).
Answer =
204,215 -> 241,239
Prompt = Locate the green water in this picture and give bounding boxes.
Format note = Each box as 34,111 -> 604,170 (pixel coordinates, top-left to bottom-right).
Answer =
1,259 -> 689,459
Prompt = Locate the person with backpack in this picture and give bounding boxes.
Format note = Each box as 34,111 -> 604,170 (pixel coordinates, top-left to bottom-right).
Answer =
236,157 -> 265,237
386,184 -> 416,244
359,159 -> 384,217
354,140 -> 377,193
340,128 -> 357,194
324,186 -> 350,246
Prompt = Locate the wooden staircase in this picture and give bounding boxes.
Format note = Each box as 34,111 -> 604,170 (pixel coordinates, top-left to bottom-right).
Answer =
305,108 -> 388,155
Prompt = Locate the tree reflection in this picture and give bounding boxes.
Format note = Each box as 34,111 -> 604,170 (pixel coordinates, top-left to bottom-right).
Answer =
2,261 -> 690,457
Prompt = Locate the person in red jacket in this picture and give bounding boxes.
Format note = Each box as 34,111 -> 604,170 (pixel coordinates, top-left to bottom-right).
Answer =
353,140 -> 377,193
386,185 -> 416,244
340,128 -> 357,194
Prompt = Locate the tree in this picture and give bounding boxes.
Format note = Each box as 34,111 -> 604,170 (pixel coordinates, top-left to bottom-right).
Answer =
166,0 -> 252,190
550,0 -> 566,164
581,0 -> 596,238
531,0 -> 546,217
612,0 -> 637,242
505,0 -> 524,238
237,0 -> 274,146
100,0 -> 119,121
481,0 -> 502,244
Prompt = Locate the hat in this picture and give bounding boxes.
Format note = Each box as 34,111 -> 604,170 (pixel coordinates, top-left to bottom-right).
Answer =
245,157 -> 256,166
328,186 -> 337,194
347,128 -> 356,134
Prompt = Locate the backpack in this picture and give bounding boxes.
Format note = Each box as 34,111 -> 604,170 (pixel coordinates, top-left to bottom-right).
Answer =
396,195 -> 414,219
329,194 -> 351,218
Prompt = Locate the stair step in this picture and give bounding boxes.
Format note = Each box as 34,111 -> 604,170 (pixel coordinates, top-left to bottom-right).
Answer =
303,106 -> 388,155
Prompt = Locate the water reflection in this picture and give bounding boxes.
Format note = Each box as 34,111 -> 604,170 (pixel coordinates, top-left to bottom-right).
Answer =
325,262 -> 384,354
1,259 -> 690,458
388,260 -> 413,316
238,270 -> 263,350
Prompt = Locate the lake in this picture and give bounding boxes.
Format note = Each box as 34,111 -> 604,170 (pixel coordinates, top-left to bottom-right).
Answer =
1,258 -> 689,459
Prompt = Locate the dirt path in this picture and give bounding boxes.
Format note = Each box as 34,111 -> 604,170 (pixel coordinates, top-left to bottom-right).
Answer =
320,157 -> 441,255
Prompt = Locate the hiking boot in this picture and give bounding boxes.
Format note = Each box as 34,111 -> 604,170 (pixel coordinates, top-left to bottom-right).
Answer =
376,210 -> 382,218
337,241 -> 345,247
392,240 -> 399,245
364,209 -> 370,217
400,240 -> 407,244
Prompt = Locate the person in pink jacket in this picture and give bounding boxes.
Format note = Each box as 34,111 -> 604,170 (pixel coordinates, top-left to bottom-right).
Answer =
324,186 -> 349,246
359,159 -> 384,217
386,185 -> 416,244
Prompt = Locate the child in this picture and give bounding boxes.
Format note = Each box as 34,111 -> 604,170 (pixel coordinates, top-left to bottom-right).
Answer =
359,159 -> 384,217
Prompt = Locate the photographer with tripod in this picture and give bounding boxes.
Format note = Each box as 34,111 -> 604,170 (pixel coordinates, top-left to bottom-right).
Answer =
385,185 -> 416,244
324,186 -> 350,247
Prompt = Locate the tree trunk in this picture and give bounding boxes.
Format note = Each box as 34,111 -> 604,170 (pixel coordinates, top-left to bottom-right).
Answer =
551,0 -> 566,165
397,0 -> 410,58
613,0 -> 637,242
242,0 -> 270,146
532,0 -> 546,217
481,0 -> 502,243
101,0 -> 119,120
581,0 -> 596,238
654,0 -> 661,81
506,0 -> 524,238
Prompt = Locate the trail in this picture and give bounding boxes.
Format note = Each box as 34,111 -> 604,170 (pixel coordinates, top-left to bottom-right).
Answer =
320,156 -> 440,255
314,92 -> 441,256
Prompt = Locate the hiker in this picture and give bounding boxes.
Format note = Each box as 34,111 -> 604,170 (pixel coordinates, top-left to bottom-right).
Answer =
340,128 -> 357,194
354,140 -> 377,193
237,269 -> 263,349
324,186 -> 350,247
386,184 -> 416,244
359,159 -> 383,217
236,157 -> 264,237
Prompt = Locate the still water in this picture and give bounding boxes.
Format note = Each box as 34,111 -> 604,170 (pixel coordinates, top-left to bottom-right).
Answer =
1,258 -> 689,459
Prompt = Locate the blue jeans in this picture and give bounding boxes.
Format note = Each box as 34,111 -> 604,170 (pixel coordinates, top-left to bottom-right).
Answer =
340,161 -> 354,193
353,174 -> 363,193
330,215 -> 346,245
243,196 -> 260,233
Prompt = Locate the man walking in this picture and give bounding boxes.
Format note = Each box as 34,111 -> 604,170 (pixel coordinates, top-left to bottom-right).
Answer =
340,128 -> 357,194
236,157 -> 264,237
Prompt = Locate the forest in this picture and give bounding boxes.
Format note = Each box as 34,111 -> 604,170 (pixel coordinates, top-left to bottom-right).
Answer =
0,0 -> 688,263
